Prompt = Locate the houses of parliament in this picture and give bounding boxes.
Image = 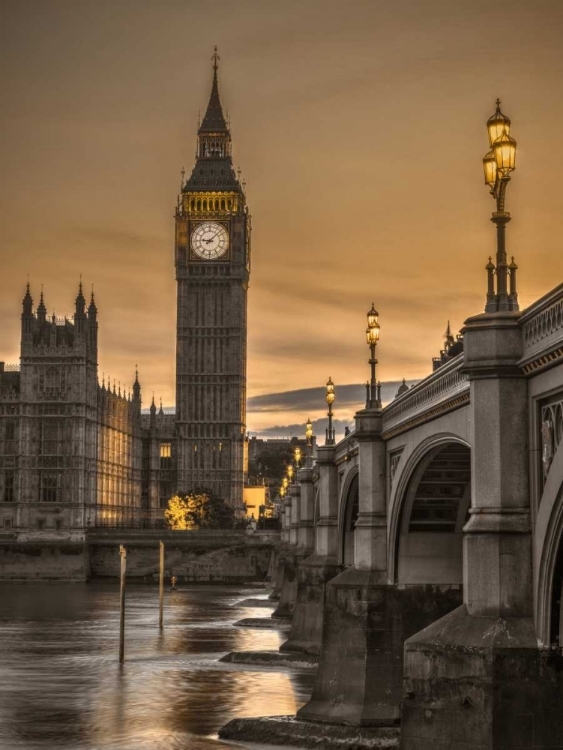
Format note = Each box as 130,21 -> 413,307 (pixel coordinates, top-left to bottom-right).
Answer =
0,55 -> 250,534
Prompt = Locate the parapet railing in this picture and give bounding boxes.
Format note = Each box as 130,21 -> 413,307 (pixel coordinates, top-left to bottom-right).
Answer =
87,527 -> 281,543
382,353 -> 469,438
520,283 -> 563,368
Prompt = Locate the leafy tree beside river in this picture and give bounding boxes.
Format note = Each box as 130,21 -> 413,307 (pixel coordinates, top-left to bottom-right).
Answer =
164,487 -> 237,530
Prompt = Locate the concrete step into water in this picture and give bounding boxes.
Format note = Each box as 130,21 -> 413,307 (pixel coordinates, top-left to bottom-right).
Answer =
219,716 -> 399,748
220,651 -> 318,669
235,597 -> 274,607
233,617 -> 291,629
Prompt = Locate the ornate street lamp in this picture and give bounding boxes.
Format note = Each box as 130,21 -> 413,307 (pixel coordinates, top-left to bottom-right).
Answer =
305,418 -> 313,468
325,377 -> 335,445
287,464 -> 294,483
482,99 -> 518,313
366,303 -> 382,408
291,447 -> 302,484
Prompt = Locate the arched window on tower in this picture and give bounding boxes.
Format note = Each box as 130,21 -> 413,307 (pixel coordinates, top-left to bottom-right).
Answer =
203,199 -> 207,211
196,199 -> 201,211
221,199 -> 225,210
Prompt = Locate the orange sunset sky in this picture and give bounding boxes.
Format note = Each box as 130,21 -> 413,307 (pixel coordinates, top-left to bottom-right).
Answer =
1,0 -> 562,434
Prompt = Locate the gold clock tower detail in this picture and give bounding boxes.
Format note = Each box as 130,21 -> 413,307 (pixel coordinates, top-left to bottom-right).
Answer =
174,50 -> 250,507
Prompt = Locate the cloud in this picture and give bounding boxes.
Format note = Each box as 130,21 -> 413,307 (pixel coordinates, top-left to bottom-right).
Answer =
253,417 -> 354,440
248,380 -> 418,414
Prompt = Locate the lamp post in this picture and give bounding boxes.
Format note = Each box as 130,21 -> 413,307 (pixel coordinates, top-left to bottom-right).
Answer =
366,303 -> 381,408
287,464 -> 294,484
305,417 -> 313,468
482,99 -> 518,313
325,377 -> 335,445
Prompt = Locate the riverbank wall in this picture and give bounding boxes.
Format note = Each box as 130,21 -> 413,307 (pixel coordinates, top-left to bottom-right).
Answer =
0,530 -> 279,582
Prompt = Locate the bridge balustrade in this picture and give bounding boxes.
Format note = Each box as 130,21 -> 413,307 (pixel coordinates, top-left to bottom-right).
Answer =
520,282 -> 563,373
381,353 -> 468,438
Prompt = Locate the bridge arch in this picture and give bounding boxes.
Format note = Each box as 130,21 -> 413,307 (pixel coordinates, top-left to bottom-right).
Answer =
388,434 -> 471,585
338,469 -> 359,566
535,441 -> 563,646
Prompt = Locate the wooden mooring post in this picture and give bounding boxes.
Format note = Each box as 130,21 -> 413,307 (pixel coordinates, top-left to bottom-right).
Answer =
119,544 -> 127,662
159,540 -> 164,629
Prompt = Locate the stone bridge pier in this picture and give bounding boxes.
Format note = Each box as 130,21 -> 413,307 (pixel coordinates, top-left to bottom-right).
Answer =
281,443 -> 342,654
269,486 -> 292,601
273,481 -> 304,617
297,408 -> 460,726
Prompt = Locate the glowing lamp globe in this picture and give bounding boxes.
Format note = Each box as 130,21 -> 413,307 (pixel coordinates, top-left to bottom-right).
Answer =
366,304 -> 380,344
326,377 -> 335,406
305,418 -> 313,441
493,131 -> 517,175
487,100 -> 511,147
482,149 -> 497,187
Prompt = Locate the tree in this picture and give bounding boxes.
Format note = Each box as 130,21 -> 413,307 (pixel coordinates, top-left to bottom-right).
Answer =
248,445 -> 295,493
164,487 -> 235,530
164,495 -> 193,530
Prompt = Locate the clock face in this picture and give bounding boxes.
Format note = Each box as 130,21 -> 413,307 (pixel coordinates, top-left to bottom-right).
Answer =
190,222 -> 229,260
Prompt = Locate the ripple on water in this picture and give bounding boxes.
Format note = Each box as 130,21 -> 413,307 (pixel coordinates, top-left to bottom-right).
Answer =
0,583 -> 314,750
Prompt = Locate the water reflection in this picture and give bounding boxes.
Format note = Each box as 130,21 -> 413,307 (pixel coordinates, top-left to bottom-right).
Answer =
0,583 -> 314,750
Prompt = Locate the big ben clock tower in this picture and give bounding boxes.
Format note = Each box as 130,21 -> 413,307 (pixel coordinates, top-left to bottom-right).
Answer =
174,50 -> 250,507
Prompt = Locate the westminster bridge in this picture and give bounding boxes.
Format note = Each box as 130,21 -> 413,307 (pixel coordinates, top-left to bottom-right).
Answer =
258,281 -> 563,749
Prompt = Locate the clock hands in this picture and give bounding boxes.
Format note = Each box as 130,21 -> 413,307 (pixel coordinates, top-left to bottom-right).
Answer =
203,230 -> 221,244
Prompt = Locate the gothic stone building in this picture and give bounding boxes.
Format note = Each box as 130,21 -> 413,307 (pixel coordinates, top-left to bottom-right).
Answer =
0,58 -> 249,535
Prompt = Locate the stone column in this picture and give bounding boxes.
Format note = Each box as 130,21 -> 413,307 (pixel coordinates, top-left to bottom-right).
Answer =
314,444 -> 339,560
281,493 -> 291,544
401,311 -> 563,749
297,465 -> 315,554
269,491 -> 292,601
273,483 -> 302,617
289,482 -> 300,547
281,443 -> 341,653
354,409 -> 386,575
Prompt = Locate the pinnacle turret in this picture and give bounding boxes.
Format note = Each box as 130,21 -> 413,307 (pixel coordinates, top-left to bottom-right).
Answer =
132,366 -> 141,402
22,282 -> 33,315
199,46 -> 229,134
88,288 -> 97,318
37,288 -> 47,324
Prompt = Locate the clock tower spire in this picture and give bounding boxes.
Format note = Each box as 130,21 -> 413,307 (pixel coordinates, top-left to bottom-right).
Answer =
174,50 -> 250,509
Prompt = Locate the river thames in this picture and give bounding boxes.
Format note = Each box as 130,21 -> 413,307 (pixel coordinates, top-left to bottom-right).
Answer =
0,583 -> 315,750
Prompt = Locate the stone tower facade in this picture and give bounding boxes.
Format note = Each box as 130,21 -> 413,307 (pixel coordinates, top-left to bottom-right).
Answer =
174,54 -> 250,507
14,283 -> 99,531
0,283 -> 146,534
